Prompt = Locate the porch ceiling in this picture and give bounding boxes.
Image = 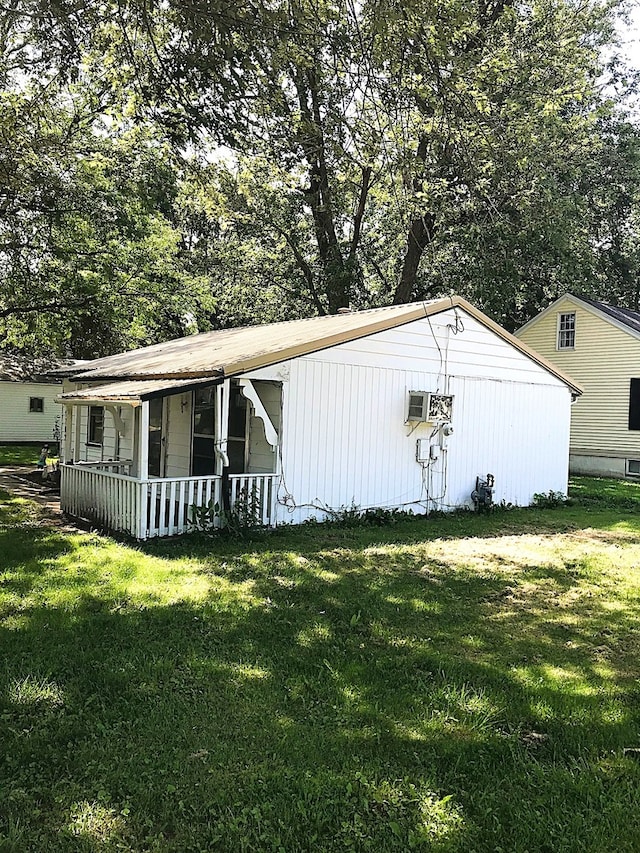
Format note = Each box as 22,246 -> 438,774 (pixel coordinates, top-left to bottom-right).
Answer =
58,376 -> 220,405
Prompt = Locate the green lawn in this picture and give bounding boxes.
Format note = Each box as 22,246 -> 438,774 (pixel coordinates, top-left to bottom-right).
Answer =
2,479 -> 640,851
0,444 -> 59,466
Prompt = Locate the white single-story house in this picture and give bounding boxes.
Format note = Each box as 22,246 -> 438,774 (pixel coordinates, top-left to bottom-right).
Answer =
55,297 -> 582,539
0,355 -> 66,444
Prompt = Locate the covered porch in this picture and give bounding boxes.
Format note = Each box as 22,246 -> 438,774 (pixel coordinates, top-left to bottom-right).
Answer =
58,376 -> 281,539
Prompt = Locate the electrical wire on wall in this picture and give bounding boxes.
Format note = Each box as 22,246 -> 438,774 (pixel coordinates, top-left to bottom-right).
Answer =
275,302 -> 466,520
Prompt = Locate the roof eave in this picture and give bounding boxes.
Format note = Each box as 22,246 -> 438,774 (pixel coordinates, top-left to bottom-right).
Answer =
455,296 -> 583,396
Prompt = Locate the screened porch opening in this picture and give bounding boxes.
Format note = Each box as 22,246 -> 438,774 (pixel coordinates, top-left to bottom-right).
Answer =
192,387 -> 216,476
59,377 -> 282,538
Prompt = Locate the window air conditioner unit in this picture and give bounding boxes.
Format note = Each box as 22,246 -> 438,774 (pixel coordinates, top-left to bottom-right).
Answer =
406,391 -> 454,423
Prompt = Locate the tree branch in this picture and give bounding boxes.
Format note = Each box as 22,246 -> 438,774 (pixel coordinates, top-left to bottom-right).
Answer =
349,165 -> 372,261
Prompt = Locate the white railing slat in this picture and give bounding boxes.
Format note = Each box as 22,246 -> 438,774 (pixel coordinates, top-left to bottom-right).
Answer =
177,480 -> 186,535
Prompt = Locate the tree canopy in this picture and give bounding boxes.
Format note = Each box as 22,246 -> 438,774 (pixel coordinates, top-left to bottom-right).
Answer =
1,0 -> 639,354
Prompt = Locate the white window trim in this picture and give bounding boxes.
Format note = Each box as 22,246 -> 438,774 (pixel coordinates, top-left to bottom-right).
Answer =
556,311 -> 576,350
627,459 -> 640,477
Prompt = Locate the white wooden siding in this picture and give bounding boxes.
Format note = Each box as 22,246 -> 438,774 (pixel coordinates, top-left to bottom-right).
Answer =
61,394 -> 135,464
117,407 -> 135,461
445,377 -> 569,507
247,381 -> 281,474
0,381 -> 62,443
308,309 -> 566,387
276,308 -> 571,523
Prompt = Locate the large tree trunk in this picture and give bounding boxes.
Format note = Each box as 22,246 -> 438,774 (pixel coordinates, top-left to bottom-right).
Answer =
294,69 -> 351,314
392,130 -> 437,304
393,212 -> 436,304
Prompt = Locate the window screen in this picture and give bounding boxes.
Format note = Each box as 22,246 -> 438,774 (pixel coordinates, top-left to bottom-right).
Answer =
629,380 -> 640,431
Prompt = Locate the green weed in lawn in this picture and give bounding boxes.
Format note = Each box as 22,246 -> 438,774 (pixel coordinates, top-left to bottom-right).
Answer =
1,484 -> 640,851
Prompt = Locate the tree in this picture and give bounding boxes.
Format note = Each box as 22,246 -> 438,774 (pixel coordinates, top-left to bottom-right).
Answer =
75,0 -> 619,314
3,0 -> 638,344
0,76 -> 213,355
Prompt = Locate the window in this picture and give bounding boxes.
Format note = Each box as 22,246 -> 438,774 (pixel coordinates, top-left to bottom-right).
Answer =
629,380 -> 640,431
148,397 -> 164,478
627,460 -> 640,476
227,385 -> 247,474
192,388 -> 216,476
557,312 -> 576,349
29,397 -> 44,413
88,406 -> 104,445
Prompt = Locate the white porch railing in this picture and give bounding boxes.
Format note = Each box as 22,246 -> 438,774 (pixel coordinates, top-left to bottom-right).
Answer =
228,474 -> 280,527
61,464 -> 143,537
146,475 -> 223,538
61,465 -> 279,539
73,460 -> 134,475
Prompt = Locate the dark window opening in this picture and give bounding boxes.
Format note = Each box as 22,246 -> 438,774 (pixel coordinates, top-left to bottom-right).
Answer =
227,385 -> 247,474
192,388 -> 216,476
148,397 -> 164,477
629,380 -> 640,431
88,406 -> 104,445
29,397 -> 44,413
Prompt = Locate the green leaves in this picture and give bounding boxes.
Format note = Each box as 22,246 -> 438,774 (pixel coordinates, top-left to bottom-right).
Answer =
2,0 -> 639,355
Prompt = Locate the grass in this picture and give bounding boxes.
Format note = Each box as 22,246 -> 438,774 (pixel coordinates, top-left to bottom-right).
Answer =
2,478 -> 640,851
0,444 -> 59,466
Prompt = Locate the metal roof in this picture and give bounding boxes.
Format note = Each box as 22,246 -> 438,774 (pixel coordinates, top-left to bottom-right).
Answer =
578,297 -> 640,336
58,297 -> 582,397
0,354 -> 75,383
57,302 -> 432,381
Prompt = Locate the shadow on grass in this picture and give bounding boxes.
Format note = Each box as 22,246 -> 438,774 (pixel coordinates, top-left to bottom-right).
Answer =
2,512 -> 640,852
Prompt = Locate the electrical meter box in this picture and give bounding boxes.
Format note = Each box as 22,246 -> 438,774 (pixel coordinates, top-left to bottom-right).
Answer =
416,439 -> 430,462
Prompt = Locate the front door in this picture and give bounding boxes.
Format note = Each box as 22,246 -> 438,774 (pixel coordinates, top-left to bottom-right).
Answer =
148,397 -> 166,478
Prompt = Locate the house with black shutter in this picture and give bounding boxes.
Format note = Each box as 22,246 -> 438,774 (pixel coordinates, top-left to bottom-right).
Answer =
517,294 -> 640,478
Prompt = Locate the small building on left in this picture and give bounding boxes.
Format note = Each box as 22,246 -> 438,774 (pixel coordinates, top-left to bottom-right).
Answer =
0,354 -> 70,445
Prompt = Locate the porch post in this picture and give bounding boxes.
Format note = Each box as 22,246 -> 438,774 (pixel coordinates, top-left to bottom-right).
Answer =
137,400 -> 149,480
74,404 -> 83,462
63,404 -> 73,463
135,401 -> 150,540
214,380 -> 230,475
